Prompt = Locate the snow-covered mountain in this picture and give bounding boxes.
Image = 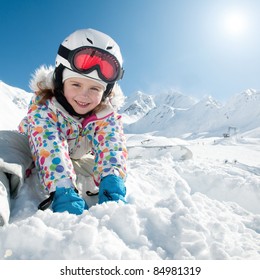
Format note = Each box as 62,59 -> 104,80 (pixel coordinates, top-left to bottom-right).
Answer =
0,81 -> 260,261
0,81 -> 32,130
120,91 -> 156,124
121,88 -> 260,139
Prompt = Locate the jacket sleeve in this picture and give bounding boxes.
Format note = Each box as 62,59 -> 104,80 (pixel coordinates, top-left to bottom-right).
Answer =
25,101 -> 77,192
85,113 -> 128,186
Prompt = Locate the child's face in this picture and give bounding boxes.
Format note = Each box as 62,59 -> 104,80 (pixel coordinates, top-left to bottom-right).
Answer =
63,77 -> 105,115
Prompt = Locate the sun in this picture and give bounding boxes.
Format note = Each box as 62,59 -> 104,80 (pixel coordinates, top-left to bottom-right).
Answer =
223,10 -> 249,37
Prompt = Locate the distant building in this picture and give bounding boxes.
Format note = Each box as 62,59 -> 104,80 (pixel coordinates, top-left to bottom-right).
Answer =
223,126 -> 237,138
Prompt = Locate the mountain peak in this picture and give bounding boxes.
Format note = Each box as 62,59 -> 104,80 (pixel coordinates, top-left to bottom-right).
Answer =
123,88 -> 260,139
121,91 -> 156,123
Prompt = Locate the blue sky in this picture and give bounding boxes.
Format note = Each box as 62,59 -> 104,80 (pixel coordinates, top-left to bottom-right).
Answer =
1,0 -> 260,102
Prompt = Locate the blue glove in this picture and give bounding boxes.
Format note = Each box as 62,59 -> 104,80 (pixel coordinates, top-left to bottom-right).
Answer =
52,187 -> 88,215
99,175 -> 126,204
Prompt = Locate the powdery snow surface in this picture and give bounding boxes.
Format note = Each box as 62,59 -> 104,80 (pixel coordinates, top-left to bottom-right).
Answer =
0,81 -> 260,260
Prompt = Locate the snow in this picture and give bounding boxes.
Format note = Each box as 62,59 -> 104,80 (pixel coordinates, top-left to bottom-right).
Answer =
0,81 -> 32,130
123,88 -> 260,139
0,81 -> 260,260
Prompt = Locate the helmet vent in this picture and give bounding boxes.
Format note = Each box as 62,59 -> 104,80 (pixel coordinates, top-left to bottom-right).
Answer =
106,46 -> 113,50
86,38 -> 93,44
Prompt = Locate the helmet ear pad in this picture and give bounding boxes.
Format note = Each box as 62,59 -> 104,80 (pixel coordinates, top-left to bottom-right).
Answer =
53,64 -> 64,91
102,83 -> 115,101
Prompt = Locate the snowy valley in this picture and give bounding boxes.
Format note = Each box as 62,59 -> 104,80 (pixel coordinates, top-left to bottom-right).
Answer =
0,81 -> 260,260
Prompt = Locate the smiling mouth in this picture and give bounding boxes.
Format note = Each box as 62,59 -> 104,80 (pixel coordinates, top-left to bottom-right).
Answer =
75,100 -> 90,107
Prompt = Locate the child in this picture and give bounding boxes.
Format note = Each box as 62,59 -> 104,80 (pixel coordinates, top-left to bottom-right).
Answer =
0,28 -> 128,226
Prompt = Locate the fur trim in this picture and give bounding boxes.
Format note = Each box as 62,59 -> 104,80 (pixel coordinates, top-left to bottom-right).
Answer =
30,65 -> 126,110
29,65 -> 54,92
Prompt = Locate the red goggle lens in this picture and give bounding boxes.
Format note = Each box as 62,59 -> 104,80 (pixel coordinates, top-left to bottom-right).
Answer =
73,48 -> 119,81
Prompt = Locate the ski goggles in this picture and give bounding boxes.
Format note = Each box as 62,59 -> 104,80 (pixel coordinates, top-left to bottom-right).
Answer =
58,45 -> 124,83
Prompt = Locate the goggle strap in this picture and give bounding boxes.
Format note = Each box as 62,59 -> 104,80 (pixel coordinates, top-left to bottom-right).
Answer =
58,44 -> 70,60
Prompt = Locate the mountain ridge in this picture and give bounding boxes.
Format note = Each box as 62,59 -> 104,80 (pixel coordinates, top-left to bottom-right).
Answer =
121,88 -> 260,139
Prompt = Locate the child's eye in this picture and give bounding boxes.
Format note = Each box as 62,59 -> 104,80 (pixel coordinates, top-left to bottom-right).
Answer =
72,83 -> 81,87
90,87 -> 102,93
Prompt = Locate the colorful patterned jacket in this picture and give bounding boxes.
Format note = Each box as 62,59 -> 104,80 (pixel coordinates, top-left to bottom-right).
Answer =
18,95 -> 127,193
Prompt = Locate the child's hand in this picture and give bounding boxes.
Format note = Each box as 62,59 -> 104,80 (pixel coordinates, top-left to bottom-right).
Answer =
98,175 -> 126,204
52,187 -> 88,215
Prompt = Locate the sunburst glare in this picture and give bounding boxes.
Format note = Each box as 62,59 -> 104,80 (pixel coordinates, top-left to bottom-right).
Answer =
222,10 -> 249,37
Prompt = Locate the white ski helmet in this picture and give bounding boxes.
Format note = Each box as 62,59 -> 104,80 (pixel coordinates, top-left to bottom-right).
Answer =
54,28 -> 124,95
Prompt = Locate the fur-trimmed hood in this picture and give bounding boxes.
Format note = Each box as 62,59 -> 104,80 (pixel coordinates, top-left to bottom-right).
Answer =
29,65 -> 126,110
